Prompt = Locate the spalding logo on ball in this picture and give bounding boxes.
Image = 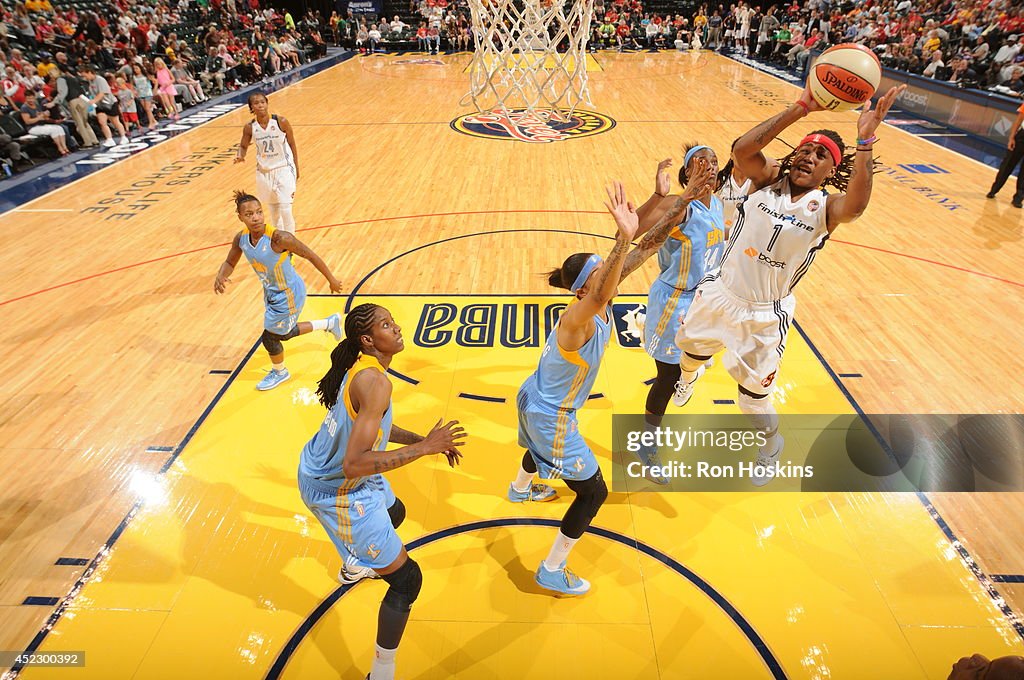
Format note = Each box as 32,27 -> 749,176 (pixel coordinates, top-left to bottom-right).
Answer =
808,44 -> 882,111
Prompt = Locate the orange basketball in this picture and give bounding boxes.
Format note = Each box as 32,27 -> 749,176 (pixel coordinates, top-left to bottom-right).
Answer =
807,43 -> 882,112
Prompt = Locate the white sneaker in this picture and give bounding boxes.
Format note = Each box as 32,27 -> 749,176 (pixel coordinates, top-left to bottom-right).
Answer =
671,364 -> 705,407
101,138 -> 115,147
118,136 -> 128,145
337,562 -> 378,585
751,435 -> 784,487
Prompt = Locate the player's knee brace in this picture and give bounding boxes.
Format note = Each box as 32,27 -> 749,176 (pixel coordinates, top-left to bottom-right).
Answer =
381,558 -> 422,613
737,389 -> 779,434
277,203 -> 296,233
260,327 -> 300,354
563,472 -> 609,537
387,497 -> 406,529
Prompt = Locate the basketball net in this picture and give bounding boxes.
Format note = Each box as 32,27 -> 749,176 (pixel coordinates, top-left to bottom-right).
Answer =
462,0 -> 595,122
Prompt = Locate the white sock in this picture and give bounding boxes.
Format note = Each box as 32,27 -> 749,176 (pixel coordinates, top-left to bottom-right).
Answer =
543,531 -> 578,572
679,368 -> 698,384
369,644 -> 397,680
310,318 -> 329,332
512,465 -> 533,493
272,362 -> 285,373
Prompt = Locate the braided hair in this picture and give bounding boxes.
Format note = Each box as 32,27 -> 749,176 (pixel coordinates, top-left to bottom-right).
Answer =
232,189 -> 260,211
777,129 -> 866,193
677,142 -> 728,193
315,303 -> 381,409
546,252 -> 596,290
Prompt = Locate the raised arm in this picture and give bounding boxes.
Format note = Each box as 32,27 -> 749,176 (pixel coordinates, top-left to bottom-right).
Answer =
279,115 -> 299,180
272,230 -> 343,292
213,232 -> 243,293
341,371 -> 465,477
234,122 -> 252,163
559,181 -> 638,335
635,158 -> 674,237
620,158 -> 714,279
733,98 -> 807,190
826,85 -> 904,231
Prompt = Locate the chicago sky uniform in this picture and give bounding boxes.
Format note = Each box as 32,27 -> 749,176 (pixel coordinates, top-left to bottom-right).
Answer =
643,196 -> 725,363
239,224 -> 306,333
676,176 -> 829,393
518,301 -> 611,481
298,354 -> 400,570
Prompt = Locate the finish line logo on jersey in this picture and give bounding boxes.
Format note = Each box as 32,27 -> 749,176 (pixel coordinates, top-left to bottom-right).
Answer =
449,108 -> 616,143
410,298 -> 647,348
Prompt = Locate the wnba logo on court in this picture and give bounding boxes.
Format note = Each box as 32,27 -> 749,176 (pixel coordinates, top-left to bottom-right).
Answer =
449,108 -> 616,143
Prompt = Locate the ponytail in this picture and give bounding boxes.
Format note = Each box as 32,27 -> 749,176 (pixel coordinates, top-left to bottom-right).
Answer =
315,303 -> 381,409
544,252 -> 595,291
316,337 -> 361,409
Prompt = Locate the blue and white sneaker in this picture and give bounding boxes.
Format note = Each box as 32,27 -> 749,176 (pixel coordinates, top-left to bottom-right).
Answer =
535,560 -> 590,596
338,562 -> 379,586
326,313 -> 342,342
257,368 -> 290,391
633,444 -> 669,485
507,483 -> 557,503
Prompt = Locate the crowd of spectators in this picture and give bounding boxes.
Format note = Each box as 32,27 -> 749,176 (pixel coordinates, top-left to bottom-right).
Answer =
0,0 -> 330,176
331,0 -> 1024,101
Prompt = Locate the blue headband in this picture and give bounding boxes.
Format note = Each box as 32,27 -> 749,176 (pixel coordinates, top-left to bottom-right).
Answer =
570,254 -> 603,294
684,145 -> 712,168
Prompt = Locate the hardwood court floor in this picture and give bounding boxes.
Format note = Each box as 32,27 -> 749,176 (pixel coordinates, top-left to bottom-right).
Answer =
1,50 -> 1022,678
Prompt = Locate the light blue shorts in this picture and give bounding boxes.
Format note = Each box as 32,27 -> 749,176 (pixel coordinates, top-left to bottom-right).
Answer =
517,386 -> 599,482
298,472 -> 402,571
644,279 -> 695,364
264,278 -> 307,333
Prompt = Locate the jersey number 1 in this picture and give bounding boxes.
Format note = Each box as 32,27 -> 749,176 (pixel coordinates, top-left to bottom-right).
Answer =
766,224 -> 783,253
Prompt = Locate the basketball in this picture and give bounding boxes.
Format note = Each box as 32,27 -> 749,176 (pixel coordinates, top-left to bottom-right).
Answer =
807,43 -> 882,111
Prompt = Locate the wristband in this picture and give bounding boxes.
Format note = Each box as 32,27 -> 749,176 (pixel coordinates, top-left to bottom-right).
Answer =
856,135 -> 878,146
794,99 -> 810,115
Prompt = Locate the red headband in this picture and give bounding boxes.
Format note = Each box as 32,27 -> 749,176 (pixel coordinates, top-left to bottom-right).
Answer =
799,133 -> 842,167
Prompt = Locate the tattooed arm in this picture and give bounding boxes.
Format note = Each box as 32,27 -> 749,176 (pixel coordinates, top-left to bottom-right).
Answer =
733,103 -> 806,190
341,370 -> 465,477
620,159 -> 716,280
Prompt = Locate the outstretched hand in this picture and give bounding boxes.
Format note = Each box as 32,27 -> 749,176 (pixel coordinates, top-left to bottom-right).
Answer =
857,84 -> 906,139
214,275 -> 231,294
680,158 -> 715,203
604,180 -> 639,241
422,419 -> 467,465
655,158 -> 673,197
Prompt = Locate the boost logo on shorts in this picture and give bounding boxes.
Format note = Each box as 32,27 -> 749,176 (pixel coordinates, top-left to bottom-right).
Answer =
450,108 -> 616,143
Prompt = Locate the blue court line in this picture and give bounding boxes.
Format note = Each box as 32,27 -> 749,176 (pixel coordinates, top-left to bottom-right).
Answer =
714,399 -> 736,405
344,228 -> 618,313
838,373 -> 863,378
386,368 -> 419,386
22,597 -> 59,606
209,369 -> 232,375
6,336 -> 264,678
992,575 -> 1024,584
588,392 -> 605,400
457,392 -> 506,403
643,377 -> 656,385
54,558 -> 90,566
145,446 -> 175,453
792,320 -> 1024,642
263,518 -> 787,680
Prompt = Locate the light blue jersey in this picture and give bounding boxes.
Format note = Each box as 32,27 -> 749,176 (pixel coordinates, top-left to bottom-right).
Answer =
239,224 -> 307,332
298,354 -> 401,571
517,301 -> 611,481
299,354 -> 394,493
644,197 -> 726,363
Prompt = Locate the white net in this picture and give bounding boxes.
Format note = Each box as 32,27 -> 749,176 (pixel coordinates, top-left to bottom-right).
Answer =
462,0 -> 595,122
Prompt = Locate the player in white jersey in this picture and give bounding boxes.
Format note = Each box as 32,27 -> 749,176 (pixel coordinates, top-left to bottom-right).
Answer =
672,82 -> 905,485
715,142 -> 754,242
235,92 -> 300,233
